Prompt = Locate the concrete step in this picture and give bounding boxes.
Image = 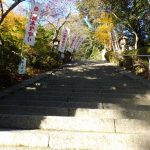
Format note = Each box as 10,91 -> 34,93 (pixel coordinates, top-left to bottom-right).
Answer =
102,97 -> 150,105
0,105 -> 150,120
0,146 -> 51,150
6,91 -> 150,100
31,86 -> 148,91
0,130 -> 149,150
103,103 -> 150,111
37,83 -> 143,88
102,93 -> 150,98
0,130 -> 49,148
46,131 -> 150,150
3,95 -> 102,102
0,105 -> 68,116
3,95 -> 150,104
1,99 -> 150,110
101,89 -> 150,94
0,100 -> 103,109
10,92 -> 101,97
14,89 -> 150,95
0,114 -> 150,133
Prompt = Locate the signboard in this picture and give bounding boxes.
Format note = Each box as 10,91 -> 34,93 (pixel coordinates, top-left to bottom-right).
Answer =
24,3 -> 41,46
18,58 -> 27,75
59,28 -> 69,53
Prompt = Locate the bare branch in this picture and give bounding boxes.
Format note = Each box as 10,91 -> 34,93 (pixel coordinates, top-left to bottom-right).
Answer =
0,0 -> 22,24
0,0 -> 4,20
57,12 -> 71,31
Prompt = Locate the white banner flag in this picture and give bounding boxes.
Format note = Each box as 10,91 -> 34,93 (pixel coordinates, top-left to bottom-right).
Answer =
59,28 -> 69,53
72,36 -> 80,50
18,58 -> 27,75
74,36 -> 85,50
67,34 -> 77,53
24,3 -> 41,46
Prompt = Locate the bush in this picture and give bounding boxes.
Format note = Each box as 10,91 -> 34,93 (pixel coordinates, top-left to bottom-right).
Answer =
138,46 -> 150,55
105,50 -> 119,63
90,46 -> 102,60
122,49 -> 148,76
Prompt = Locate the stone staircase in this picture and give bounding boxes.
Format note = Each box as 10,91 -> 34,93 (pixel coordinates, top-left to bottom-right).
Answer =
0,61 -> 150,150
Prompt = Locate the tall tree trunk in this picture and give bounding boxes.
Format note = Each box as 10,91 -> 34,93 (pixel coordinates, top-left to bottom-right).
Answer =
133,31 -> 139,49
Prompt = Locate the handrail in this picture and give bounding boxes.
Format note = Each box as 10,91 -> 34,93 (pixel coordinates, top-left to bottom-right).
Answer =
122,55 -> 150,57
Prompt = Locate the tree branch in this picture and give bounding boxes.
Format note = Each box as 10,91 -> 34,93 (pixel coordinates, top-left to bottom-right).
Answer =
0,0 -> 4,20
57,12 -> 71,31
111,11 -> 133,29
0,0 -> 22,24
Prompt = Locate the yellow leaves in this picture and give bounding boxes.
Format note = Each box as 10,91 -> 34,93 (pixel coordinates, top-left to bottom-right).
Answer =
2,11 -> 26,34
94,11 -> 114,47
95,25 -> 111,45
2,11 -> 26,30
0,11 -> 26,48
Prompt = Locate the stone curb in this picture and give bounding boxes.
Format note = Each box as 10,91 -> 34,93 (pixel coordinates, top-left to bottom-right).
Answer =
0,71 -> 54,99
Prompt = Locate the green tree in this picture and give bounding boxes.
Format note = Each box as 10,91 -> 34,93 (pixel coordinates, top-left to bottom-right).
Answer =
77,0 -> 150,49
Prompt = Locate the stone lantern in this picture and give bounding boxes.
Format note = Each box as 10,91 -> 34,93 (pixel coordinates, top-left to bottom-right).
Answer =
119,36 -> 127,52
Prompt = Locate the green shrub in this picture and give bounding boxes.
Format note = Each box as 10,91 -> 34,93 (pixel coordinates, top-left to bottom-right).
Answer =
105,50 -> 119,63
90,46 -> 102,60
138,46 -> 150,55
122,49 -> 148,75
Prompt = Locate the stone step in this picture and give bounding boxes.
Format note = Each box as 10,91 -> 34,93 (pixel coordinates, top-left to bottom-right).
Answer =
46,131 -> 150,150
4,95 -> 150,104
102,93 -> 150,98
102,97 -> 150,105
37,83 -> 142,88
0,105 -> 69,116
3,95 -> 102,102
0,100 -> 103,109
103,103 -> 150,110
0,105 -> 150,119
10,92 -> 101,96
1,99 -> 150,110
0,130 -> 149,150
101,89 -> 150,94
28,85 -> 148,91
0,146 -> 51,150
0,130 -> 49,148
6,92 -> 149,100
0,114 -> 115,132
14,89 -> 150,95
0,114 -> 150,133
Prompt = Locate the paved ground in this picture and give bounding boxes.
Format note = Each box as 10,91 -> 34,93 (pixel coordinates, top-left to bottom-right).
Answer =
0,61 -> 150,149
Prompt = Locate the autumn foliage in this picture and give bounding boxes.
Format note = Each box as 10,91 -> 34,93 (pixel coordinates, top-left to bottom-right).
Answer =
95,12 -> 114,48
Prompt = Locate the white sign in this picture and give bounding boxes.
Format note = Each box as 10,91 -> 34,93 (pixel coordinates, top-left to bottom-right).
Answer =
59,28 -> 69,53
24,3 -> 41,46
18,58 -> 27,75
